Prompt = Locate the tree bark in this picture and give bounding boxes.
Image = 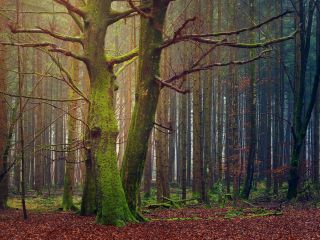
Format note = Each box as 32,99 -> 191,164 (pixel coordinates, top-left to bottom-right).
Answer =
288,0 -> 319,199
121,0 -> 169,219
242,0 -> 257,199
0,36 -> 8,210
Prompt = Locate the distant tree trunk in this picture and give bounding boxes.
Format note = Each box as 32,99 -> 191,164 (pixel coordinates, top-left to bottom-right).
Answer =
274,0 -> 284,195
242,0 -> 257,199
216,0 -> 223,183
34,36 -> 44,195
204,0 -> 214,191
62,40 -> 80,211
228,0 -> 239,200
313,5 -> 320,186
192,73 -> 202,198
168,91 -> 175,183
16,0 -> 27,219
143,137 -> 152,198
180,87 -> 187,200
156,90 -> 170,202
187,79 -> 192,187
0,38 -> 8,210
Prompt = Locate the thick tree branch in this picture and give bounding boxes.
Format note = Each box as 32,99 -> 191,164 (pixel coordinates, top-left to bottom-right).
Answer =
115,56 -> 138,77
69,11 -> 84,32
53,0 -> 86,18
107,47 -> 139,66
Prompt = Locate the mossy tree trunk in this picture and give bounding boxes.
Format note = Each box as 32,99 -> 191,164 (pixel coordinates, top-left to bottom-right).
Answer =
88,69 -> 134,226
121,0 -> 169,219
76,0 -> 136,225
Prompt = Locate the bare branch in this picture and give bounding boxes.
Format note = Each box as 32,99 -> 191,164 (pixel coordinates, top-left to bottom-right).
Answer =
165,50 -> 271,84
0,90 -> 84,102
190,30 -> 297,48
162,29 -> 297,50
0,41 -> 56,48
187,10 -> 293,38
43,49 -> 90,103
48,47 -> 88,63
127,0 -> 152,19
53,0 -> 86,18
8,24 -> 83,44
173,17 -> 196,39
155,76 -> 190,94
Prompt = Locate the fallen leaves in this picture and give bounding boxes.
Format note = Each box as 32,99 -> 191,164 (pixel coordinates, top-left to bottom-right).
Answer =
0,207 -> 320,239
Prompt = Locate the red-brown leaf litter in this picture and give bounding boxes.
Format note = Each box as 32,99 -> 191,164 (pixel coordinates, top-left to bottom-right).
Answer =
1,207 -> 320,240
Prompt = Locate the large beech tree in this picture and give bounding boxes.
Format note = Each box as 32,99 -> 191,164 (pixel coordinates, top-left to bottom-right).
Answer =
8,0 -> 140,225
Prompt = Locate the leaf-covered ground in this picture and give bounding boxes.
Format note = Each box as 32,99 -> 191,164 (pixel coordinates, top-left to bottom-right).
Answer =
1,207 -> 320,239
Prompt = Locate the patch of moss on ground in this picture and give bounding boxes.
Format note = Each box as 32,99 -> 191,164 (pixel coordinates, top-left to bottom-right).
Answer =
7,195 -> 82,212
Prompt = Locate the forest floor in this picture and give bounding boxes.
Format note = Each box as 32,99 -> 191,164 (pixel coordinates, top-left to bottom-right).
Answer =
1,203 -> 320,240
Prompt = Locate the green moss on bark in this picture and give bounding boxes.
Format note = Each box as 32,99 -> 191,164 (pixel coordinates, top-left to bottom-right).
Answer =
121,1 -> 169,218
89,69 -> 135,226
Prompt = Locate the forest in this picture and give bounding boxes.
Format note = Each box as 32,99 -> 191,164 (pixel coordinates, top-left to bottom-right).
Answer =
0,0 -> 319,239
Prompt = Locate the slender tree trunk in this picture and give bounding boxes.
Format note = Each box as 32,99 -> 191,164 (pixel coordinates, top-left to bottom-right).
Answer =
242,0 -> 257,199
156,90 -> 170,202
313,4 -> 320,186
16,0 -> 27,219
216,0 -> 223,183
204,0 -> 214,191
192,73 -> 202,197
0,32 -> 8,210
34,32 -> 44,195
143,137 -> 152,198
228,0 -> 239,200
62,40 -> 80,211
180,88 -> 187,200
